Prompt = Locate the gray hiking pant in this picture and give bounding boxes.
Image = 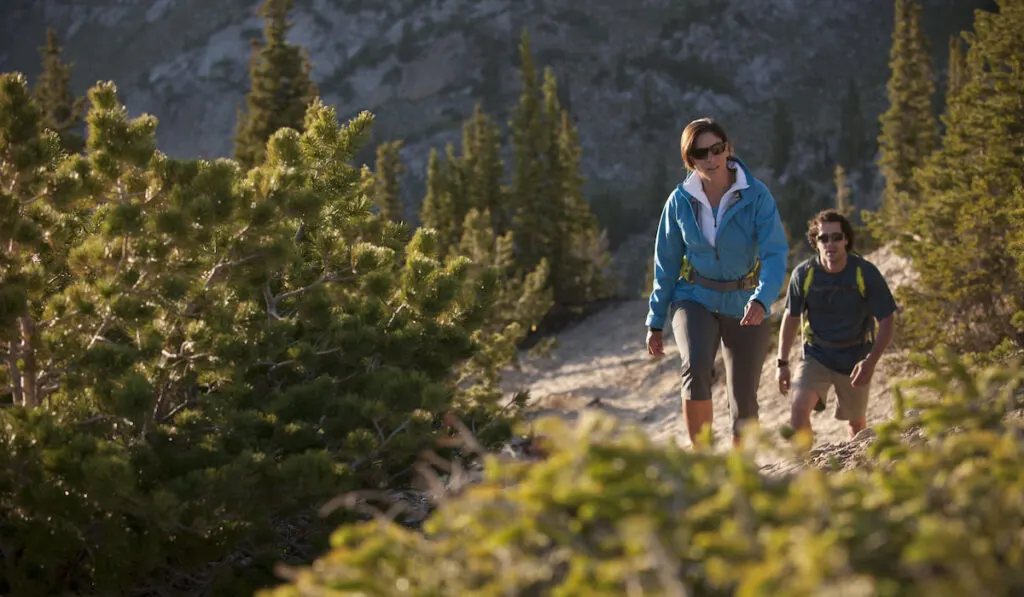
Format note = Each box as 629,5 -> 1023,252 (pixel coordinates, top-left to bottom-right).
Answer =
669,300 -> 773,437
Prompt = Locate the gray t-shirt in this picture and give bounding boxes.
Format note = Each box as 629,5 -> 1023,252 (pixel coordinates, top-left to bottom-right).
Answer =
785,254 -> 897,375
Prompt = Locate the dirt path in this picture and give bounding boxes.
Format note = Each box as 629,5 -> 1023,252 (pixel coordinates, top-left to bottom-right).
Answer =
500,245 -> 916,469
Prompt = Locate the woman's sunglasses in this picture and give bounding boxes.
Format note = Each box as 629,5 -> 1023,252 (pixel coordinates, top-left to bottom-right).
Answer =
689,140 -> 727,161
816,232 -> 845,243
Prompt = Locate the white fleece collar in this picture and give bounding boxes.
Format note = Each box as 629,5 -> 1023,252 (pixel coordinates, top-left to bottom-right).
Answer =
682,159 -> 750,248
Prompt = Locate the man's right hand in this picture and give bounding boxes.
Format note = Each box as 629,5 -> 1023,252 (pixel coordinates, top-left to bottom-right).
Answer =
777,363 -> 791,395
646,329 -> 664,357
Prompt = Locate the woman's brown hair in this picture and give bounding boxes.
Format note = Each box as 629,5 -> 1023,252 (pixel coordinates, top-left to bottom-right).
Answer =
680,117 -> 730,170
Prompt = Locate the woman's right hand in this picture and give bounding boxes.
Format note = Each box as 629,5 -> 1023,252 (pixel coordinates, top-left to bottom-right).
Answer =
646,329 -> 664,357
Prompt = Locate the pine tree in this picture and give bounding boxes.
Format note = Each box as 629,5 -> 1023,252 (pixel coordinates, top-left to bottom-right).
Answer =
456,207 -> 552,390
509,30 -> 613,309
836,79 -> 869,170
538,68 -> 570,287
232,0 -> 319,169
32,27 -> 86,154
460,104 -> 508,234
558,72 -> 573,117
770,101 -> 793,177
834,164 -> 851,216
0,76 -> 523,594
415,102 -> 553,378
0,72 -> 93,408
876,0 -> 938,229
419,147 -> 459,254
509,30 -> 547,272
945,34 -> 968,112
420,31 -> 609,328
896,0 -> 1024,357
551,100 -> 615,304
421,105 -> 508,255
370,140 -> 405,222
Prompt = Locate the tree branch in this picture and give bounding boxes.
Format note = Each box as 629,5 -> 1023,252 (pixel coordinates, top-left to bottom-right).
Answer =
36,366 -> 69,388
351,420 -> 411,470
77,414 -> 107,426
256,359 -> 294,370
88,235 -> 130,350
271,268 -> 356,306
86,313 -> 114,350
263,283 -> 281,320
386,303 -> 407,330
203,252 -> 265,290
160,349 -> 211,364
159,399 -> 197,423
20,190 -> 47,207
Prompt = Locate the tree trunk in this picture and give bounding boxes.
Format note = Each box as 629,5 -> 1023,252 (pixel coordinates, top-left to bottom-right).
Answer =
19,316 -> 38,408
5,338 -> 23,406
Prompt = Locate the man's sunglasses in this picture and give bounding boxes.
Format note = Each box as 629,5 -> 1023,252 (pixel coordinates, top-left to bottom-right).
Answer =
689,140 -> 727,161
816,232 -> 845,243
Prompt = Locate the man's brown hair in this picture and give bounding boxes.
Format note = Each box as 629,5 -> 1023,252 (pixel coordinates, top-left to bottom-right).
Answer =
806,208 -> 856,253
680,117 -> 730,170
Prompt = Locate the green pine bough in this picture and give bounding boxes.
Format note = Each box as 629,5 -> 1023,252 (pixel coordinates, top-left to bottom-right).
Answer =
263,346 -> 1024,597
0,73 -> 527,596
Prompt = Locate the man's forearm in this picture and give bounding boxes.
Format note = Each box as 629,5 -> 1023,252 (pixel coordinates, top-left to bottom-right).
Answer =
778,315 -> 800,361
865,315 -> 895,365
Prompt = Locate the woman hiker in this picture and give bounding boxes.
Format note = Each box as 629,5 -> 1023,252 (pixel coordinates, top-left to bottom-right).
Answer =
645,117 -> 789,448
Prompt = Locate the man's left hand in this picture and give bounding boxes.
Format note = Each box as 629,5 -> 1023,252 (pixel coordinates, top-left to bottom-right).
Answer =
850,359 -> 876,388
740,301 -> 765,326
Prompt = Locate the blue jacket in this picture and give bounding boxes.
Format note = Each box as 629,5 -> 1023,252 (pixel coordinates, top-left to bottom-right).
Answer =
645,157 -> 789,329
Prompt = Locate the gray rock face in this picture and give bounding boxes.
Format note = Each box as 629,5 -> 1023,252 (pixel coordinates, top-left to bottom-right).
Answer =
0,0 -> 992,229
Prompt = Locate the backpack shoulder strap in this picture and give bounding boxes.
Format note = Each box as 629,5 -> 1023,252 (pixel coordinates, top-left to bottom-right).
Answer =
849,253 -> 867,298
803,255 -> 867,299
799,256 -> 821,308
802,263 -> 815,297
799,263 -> 814,342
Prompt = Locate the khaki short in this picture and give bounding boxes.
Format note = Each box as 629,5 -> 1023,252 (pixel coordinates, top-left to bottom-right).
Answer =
792,355 -> 869,421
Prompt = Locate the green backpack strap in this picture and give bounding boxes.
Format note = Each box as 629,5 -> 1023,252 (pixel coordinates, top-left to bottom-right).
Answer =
799,259 -> 867,345
800,265 -> 815,343
802,259 -> 866,297
850,251 -> 867,298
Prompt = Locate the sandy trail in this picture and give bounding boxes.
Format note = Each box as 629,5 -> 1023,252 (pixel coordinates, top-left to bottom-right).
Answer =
500,246 -> 916,468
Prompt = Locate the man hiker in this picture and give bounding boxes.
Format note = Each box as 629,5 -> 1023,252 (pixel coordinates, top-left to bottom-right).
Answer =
775,209 -> 897,445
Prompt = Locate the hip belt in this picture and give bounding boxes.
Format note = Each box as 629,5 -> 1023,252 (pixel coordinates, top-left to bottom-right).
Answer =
680,257 -> 760,292
809,336 -> 871,349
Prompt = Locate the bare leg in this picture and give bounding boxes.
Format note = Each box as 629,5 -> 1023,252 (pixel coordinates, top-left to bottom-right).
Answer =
685,399 -> 714,447
849,417 -> 867,438
790,388 -> 819,449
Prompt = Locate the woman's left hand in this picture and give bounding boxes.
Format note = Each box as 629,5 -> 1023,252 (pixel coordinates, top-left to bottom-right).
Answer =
740,300 -> 765,326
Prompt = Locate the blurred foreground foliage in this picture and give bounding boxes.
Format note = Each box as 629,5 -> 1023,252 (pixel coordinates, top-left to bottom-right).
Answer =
267,347 -> 1024,597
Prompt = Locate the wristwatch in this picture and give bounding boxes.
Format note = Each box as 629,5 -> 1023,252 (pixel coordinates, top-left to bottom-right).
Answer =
776,359 -> 789,368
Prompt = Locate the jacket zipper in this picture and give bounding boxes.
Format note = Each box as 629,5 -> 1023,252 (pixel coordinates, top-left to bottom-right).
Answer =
715,189 -> 747,261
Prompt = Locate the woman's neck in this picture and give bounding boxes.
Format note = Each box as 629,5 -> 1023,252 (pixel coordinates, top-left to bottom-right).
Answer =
701,167 -> 734,206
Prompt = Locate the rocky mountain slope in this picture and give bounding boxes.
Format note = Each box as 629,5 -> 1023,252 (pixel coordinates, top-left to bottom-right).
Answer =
0,0 -> 992,232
